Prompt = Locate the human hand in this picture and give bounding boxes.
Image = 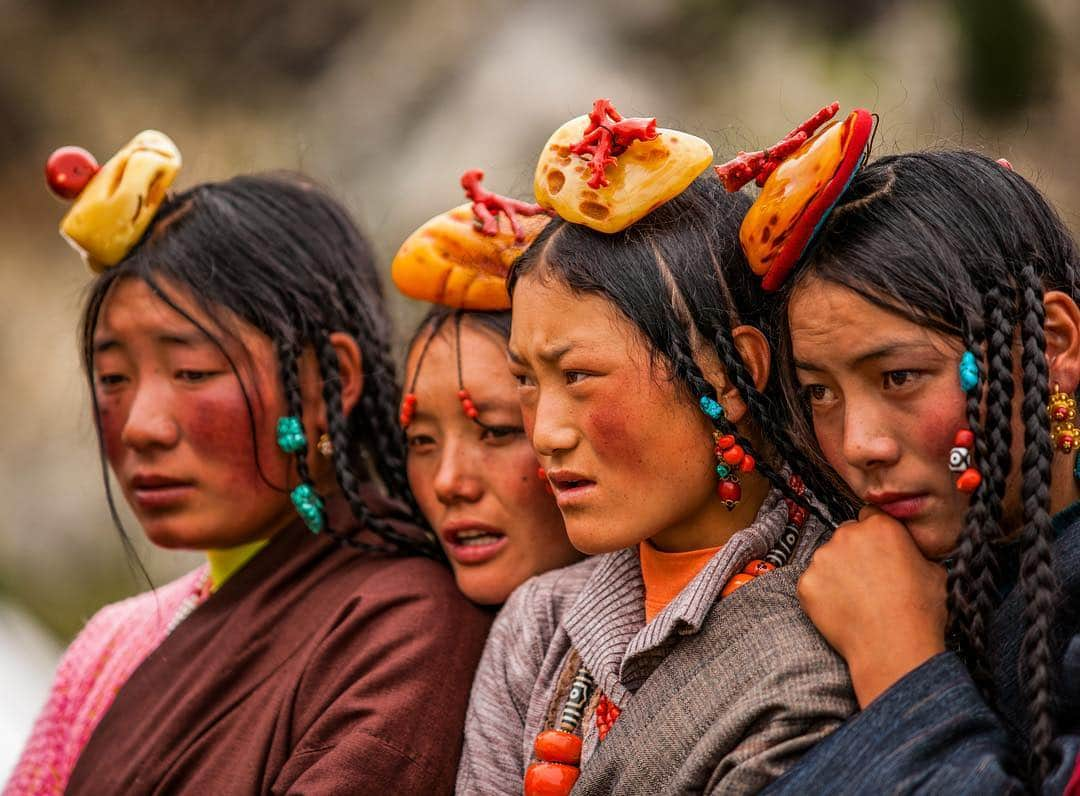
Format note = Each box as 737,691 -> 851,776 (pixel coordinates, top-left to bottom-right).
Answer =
797,506 -> 948,708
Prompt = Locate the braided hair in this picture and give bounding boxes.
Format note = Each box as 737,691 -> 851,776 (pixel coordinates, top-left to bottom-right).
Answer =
507,176 -> 840,535
776,150 -> 1077,784
80,173 -> 440,560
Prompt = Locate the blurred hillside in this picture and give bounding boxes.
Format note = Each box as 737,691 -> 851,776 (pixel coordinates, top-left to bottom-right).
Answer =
2,0 -> 1079,643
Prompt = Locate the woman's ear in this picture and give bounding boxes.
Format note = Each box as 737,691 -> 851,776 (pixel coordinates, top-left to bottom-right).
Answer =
299,333 -> 365,430
1045,290 -> 1080,393
700,325 -> 771,425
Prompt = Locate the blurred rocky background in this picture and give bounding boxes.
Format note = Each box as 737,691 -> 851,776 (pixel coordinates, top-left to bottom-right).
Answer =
2,0 -> 1078,777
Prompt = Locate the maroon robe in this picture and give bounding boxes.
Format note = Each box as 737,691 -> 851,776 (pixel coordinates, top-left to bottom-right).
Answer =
65,504 -> 492,795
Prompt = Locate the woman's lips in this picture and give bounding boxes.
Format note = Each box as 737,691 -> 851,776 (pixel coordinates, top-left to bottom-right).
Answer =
546,470 -> 597,509
440,523 -> 509,566
129,474 -> 196,511
866,492 -> 929,520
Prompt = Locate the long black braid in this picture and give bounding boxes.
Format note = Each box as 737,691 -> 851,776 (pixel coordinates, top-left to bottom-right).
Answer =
1016,258 -> 1060,781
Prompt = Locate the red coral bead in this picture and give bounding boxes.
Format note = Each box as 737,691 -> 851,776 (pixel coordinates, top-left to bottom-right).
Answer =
956,467 -> 982,493
788,504 -> 808,527
953,429 -> 975,448
717,479 -> 742,505
524,762 -> 579,796
721,573 -> 755,598
739,454 -> 756,473
744,559 -> 775,576
534,730 -> 582,765
721,445 -> 745,466
45,146 -> 99,200
458,389 -> 470,400
715,434 -> 736,450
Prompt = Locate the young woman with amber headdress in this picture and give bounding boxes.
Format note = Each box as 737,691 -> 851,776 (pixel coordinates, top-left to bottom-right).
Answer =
7,134 -> 490,794
708,103 -> 1080,793
457,100 -> 856,796
390,170 -> 582,606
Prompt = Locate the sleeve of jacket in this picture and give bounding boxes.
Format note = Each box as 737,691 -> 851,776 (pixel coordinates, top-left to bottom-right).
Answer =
269,557 -> 493,796
456,574 -> 558,796
763,643 -> 1080,796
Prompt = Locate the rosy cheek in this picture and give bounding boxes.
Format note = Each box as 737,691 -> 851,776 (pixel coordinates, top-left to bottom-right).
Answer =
911,401 -> 968,460
181,390 -> 269,488
580,382 -> 639,463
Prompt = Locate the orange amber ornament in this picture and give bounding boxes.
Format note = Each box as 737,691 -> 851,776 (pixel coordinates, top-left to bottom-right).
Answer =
534,730 -> 582,766
738,108 -> 873,291
524,761 -> 579,796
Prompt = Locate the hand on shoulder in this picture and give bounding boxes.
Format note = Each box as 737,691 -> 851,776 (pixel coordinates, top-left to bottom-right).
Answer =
797,506 -> 947,708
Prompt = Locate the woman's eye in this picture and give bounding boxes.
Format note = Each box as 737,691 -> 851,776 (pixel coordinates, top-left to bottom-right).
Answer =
176,369 -> 219,383
514,372 -> 536,388
803,383 -> 837,406
406,434 -> 436,450
480,425 -> 524,443
883,370 -> 918,389
96,373 -> 127,388
565,370 -> 589,385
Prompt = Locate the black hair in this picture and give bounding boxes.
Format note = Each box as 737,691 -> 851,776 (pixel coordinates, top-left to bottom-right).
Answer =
404,306 -> 513,435
777,150 -> 1075,783
80,172 -> 440,560
507,175 -> 845,532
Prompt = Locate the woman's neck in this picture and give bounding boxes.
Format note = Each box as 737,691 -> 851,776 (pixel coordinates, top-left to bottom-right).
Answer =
648,469 -> 772,553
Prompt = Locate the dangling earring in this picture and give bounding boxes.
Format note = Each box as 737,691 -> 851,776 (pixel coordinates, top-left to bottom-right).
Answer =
949,429 -> 981,493
713,433 -> 756,511
1049,383 -> 1078,454
317,433 -> 333,458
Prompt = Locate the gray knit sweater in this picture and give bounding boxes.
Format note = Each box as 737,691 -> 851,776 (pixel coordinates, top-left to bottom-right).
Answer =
456,489 -> 856,795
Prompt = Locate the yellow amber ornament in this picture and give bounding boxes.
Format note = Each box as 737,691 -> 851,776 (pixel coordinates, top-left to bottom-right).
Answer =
534,116 -> 713,234
60,130 -> 182,272
391,203 -> 550,311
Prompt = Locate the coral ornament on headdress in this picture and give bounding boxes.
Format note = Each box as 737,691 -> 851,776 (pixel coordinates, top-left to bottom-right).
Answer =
534,98 -> 714,233
716,102 -> 874,291
46,130 -> 182,272
391,169 -> 552,312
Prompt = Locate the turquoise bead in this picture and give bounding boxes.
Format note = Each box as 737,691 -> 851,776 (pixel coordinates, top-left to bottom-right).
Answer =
276,416 -> 307,454
716,463 -> 731,478
699,396 -> 724,421
959,351 -> 979,393
291,483 -> 325,533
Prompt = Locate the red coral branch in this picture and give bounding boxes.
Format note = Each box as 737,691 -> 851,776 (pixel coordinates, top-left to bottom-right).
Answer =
569,98 -> 658,189
715,101 -> 840,192
460,169 -> 552,243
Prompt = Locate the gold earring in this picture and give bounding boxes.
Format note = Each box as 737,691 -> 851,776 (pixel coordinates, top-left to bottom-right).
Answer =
1049,383 -> 1078,453
317,433 -> 333,458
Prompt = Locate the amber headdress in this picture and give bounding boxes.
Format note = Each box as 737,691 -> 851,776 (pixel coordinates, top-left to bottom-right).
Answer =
534,98 -> 713,233
391,170 -> 552,427
715,102 -> 874,291
45,130 -> 182,272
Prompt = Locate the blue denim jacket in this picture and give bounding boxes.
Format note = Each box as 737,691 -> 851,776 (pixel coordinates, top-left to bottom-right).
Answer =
765,503 -> 1080,795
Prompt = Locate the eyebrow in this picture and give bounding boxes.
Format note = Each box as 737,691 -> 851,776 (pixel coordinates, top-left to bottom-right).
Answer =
92,332 -> 208,354
507,342 -> 574,366
794,341 -> 943,372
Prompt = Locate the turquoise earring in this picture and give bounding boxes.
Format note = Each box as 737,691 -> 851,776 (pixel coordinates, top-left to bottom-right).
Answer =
290,484 -> 325,534
276,416 -> 307,454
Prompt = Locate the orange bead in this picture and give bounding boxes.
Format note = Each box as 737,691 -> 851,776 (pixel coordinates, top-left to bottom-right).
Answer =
534,730 -> 582,765
739,454 -> 756,473
953,428 -> 974,448
743,559 -> 775,576
524,762 -> 579,796
458,389 -> 470,400
956,467 -> 982,493
715,434 -> 736,450
721,572 -> 754,597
